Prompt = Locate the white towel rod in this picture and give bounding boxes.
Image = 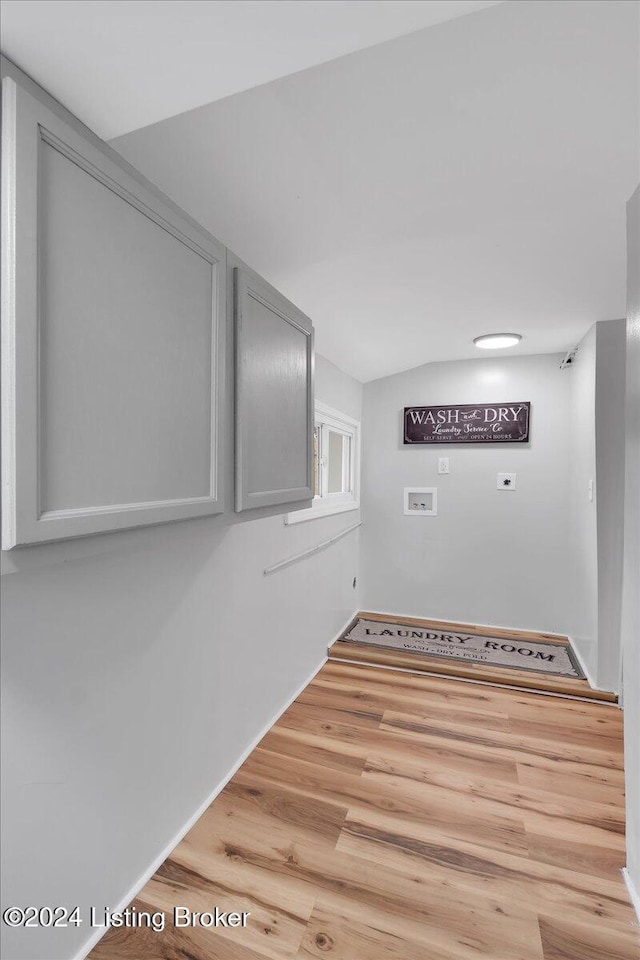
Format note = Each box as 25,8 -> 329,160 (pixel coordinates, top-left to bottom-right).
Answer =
264,521 -> 362,576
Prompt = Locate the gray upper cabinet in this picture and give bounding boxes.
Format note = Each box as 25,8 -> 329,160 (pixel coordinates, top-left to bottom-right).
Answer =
1,77 -> 226,548
234,265 -> 314,511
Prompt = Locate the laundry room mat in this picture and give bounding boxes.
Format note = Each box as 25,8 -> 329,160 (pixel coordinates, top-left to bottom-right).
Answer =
339,617 -> 585,679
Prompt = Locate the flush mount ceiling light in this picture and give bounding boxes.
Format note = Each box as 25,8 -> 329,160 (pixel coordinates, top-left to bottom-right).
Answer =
473,333 -> 523,350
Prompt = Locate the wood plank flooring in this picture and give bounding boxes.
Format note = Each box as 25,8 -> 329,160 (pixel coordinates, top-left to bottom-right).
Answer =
330,611 -> 617,703
90,660 -> 637,960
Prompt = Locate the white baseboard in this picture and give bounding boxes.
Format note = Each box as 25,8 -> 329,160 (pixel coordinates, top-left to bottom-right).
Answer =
74,653 -> 327,960
567,636 -> 603,693
327,608 -> 360,649
623,868 -> 640,925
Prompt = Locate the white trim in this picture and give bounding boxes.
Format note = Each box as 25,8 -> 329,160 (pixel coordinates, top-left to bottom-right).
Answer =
329,608 -> 360,645
314,400 -> 360,430
74,653 -> 328,960
623,868 -> 640,924
568,635 -> 606,693
285,500 -> 359,524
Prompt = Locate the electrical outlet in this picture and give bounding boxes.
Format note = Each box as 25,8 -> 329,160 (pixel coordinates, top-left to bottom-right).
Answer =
497,472 -> 516,490
438,457 -> 450,475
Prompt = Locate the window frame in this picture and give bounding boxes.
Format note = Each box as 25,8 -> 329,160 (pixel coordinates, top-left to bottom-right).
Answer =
285,401 -> 360,524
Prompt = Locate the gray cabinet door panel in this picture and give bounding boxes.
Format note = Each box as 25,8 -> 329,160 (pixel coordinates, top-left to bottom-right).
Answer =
1,78 -> 226,547
234,267 -> 314,511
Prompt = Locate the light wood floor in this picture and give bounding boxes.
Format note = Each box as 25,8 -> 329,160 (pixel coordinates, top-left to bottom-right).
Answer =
90,660 -> 638,960
330,611 -> 617,703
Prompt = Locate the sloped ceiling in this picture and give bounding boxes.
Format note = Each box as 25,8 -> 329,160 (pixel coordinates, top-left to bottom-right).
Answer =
112,1 -> 639,380
0,0 -> 502,138
3,1 -> 638,381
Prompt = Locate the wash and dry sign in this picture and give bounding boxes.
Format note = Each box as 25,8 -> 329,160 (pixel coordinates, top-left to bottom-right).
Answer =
404,402 -> 530,444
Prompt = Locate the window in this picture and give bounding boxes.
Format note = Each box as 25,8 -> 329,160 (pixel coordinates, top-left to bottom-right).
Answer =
286,402 -> 360,523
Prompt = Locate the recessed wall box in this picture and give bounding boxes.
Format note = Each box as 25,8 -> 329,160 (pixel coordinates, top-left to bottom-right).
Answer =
404,487 -> 438,516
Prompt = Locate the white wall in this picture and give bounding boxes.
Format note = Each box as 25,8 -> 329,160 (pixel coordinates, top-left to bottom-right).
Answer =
0,59 -> 363,960
567,319 -> 626,689
0,352 -> 362,960
360,353 -> 572,634
567,325 -> 598,677
623,185 -> 640,904
594,319 -> 627,691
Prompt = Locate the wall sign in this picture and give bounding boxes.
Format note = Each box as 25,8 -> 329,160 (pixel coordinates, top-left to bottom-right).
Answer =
404,402 -> 530,444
